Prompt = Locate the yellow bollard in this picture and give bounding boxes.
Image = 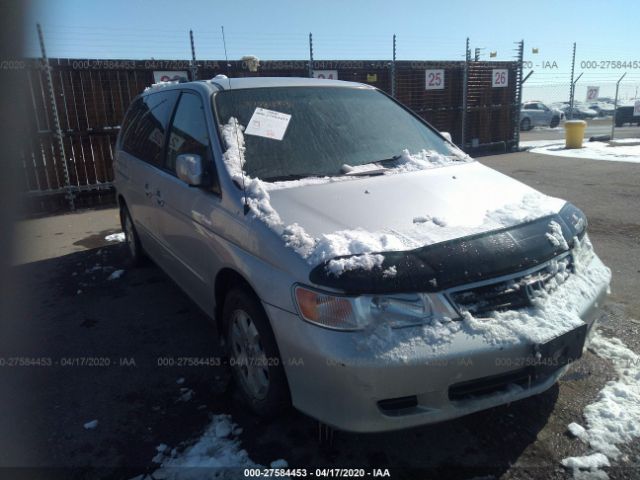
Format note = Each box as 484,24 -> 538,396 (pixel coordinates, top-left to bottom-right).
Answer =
564,120 -> 587,149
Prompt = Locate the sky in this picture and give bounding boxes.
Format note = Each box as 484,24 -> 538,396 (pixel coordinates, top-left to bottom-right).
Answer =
24,0 -> 640,102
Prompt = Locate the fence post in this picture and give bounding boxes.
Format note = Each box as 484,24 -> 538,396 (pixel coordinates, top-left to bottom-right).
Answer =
611,72 -> 627,139
461,37 -> 470,149
569,42 -> 576,120
514,40 -> 524,150
308,33 -> 314,78
37,23 -> 75,211
189,29 -> 198,81
391,34 -> 396,98
571,72 -> 583,113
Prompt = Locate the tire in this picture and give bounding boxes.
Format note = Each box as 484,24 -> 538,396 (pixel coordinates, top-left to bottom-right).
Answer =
520,118 -> 531,131
550,116 -> 560,128
120,204 -> 145,266
223,289 -> 290,416
615,120 -> 623,127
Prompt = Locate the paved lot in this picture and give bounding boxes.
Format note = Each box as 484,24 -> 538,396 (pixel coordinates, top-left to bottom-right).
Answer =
2,151 -> 640,479
520,117 -> 640,142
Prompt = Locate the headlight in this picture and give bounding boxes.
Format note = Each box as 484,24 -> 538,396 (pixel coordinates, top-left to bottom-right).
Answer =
294,286 -> 457,331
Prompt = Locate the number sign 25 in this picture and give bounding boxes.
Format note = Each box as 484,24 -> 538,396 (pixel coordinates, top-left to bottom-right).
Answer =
425,69 -> 445,90
492,69 -> 509,88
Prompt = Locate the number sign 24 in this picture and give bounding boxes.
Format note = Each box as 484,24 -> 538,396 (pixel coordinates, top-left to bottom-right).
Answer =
425,69 -> 445,90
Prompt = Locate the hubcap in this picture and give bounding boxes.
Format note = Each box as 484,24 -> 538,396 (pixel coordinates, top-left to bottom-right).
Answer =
230,309 -> 269,400
124,214 -> 136,258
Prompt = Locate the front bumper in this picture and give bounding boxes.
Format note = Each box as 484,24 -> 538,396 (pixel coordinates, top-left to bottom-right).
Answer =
267,255 -> 610,432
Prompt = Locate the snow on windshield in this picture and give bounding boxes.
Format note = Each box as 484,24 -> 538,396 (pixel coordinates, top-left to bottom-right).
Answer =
221,118 -> 566,276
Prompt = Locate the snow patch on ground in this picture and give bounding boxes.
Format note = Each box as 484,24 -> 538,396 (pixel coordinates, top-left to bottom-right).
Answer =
107,269 -> 125,281
105,232 -> 125,242
148,415 -> 257,478
83,420 -> 98,429
562,452 -> 610,473
562,332 -> 640,478
522,138 -> 640,164
146,414 -> 287,479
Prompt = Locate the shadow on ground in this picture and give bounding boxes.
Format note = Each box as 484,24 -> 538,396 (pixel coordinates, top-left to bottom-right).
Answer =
3,242 -> 613,480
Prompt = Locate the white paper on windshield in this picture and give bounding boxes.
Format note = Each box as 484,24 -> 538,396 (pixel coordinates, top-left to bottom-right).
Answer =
244,108 -> 291,141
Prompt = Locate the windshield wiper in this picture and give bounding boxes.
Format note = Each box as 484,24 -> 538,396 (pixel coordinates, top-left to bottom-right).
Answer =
342,168 -> 387,176
340,155 -> 401,176
263,173 -> 315,182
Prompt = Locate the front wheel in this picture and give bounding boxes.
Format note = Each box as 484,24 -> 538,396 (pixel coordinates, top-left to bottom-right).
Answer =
550,116 -> 560,128
223,289 -> 290,416
120,204 -> 145,266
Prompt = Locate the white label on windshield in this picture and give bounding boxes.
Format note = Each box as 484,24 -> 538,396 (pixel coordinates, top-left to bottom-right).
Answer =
244,107 -> 291,141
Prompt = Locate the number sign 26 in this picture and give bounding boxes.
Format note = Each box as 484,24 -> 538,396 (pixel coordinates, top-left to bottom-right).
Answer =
425,69 -> 445,90
492,69 -> 509,87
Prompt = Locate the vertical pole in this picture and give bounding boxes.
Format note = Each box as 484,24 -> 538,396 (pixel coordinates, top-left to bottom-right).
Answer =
461,37 -> 470,148
189,29 -> 197,81
569,42 -> 576,120
391,34 -> 396,98
611,73 -> 626,139
514,40 -> 524,150
474,48 -> 480,62
308,33 -> 314,78
38,23 -> 75,210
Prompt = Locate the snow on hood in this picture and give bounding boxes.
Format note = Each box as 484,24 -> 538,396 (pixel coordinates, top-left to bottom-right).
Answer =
220,118 -> 565,276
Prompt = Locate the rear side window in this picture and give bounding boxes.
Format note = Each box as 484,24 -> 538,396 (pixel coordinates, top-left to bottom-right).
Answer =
121,90 -> 179,166
166,92 -> 211,173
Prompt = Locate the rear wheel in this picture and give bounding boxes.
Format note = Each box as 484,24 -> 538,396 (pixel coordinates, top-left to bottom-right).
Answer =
120,204 -> 144,266
520,118 -> 531,131
223,289 -> 290,416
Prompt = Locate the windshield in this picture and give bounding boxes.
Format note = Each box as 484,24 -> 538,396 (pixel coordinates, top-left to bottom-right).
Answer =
213,86 -> 463,181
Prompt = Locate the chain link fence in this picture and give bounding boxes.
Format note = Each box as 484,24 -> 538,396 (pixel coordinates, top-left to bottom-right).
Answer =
12,26 -> 640,214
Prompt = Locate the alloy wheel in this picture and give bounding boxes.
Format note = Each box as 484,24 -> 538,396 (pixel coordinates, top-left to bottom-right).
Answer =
229,309 -> 270,400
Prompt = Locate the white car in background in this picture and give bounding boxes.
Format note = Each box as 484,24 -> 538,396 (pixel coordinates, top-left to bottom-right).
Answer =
520,101 -> 563,130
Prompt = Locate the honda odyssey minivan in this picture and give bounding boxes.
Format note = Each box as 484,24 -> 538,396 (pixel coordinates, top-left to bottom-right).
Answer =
114,76 -> 611,432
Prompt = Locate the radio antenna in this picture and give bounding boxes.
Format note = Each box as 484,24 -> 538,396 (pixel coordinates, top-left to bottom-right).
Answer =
221,26 -> 249,215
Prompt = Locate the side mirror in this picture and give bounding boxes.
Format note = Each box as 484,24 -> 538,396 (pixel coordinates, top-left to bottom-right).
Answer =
440,132 -> 452,142
176,153 -> 205,186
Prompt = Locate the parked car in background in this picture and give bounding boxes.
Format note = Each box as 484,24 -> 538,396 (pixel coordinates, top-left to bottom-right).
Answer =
114,77 -> 610,432
559,103 -> 598,120
588,102 -> 615,117
520,101 -> 562,130
615,103 -> 640,127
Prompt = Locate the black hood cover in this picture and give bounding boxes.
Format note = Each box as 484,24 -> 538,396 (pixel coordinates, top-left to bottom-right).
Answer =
309,202 -> 587,294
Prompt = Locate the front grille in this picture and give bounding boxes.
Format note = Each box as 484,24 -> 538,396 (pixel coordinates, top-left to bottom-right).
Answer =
449,255 -> 572,317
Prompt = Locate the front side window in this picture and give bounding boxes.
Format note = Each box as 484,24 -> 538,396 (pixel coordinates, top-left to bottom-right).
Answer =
121,90 -> 179,166
214,87 -> 463,181
166,92 -> 211,173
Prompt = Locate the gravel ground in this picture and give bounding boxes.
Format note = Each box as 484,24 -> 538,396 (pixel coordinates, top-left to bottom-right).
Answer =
1,150 -> 639,479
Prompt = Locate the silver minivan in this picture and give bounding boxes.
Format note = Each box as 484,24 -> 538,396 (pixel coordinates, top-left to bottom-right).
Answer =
114,77 -> 611,432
